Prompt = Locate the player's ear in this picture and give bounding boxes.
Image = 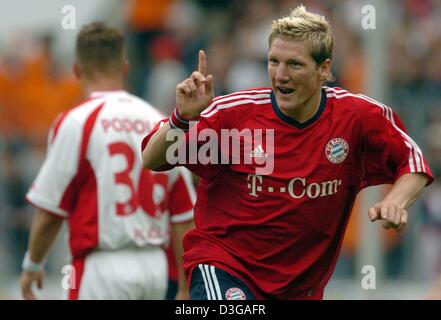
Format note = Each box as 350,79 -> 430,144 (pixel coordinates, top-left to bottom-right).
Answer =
318,58 -> 331,82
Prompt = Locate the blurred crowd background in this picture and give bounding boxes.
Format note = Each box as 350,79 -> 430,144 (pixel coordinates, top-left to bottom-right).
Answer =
0,0 -> 440,299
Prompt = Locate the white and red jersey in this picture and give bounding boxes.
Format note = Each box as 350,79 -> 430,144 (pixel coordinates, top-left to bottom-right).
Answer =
142,86 -> 433,300
27,90 -> 195,260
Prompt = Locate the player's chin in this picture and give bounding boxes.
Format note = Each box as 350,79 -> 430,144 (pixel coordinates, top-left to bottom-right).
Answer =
276,96 -> 296,111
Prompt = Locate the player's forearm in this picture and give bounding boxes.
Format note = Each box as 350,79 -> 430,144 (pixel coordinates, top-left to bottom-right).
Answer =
143,122 -> 175,170
171,220 -> 194,291
383,173 -> 429,210
27,208 -> 64,263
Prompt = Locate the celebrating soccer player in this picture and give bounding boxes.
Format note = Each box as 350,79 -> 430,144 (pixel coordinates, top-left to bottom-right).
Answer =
142,6 -> 433,300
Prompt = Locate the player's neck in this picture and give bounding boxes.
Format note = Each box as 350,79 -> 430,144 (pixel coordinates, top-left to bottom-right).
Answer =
286,88 -> 322,123
82,77 -> 125,97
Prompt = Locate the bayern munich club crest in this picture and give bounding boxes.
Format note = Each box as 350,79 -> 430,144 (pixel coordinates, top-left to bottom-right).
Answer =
225,287 -> 246,300
325,138 -> 349,164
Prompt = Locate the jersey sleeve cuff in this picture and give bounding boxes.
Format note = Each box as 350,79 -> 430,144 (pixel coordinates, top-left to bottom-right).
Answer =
396,166 -> 434,187
26,194 -> 68,218
170,209 -> 194,223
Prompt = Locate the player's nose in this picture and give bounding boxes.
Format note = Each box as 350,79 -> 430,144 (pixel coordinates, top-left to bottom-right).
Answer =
274,65 -> 290,82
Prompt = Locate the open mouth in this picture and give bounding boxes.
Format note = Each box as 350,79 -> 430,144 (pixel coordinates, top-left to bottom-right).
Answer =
277,86 -> 295,95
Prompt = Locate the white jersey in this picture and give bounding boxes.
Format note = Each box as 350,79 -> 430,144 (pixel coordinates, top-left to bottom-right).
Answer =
26,90 -> 195,259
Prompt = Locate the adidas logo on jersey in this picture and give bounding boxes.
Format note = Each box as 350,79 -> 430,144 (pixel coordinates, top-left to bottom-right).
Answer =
249,145 -> 267,158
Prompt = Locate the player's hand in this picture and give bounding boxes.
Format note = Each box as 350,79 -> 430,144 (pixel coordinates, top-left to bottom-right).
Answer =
368,201 -> 408,232
20,270 -> 44,300
176,50 -> 214,119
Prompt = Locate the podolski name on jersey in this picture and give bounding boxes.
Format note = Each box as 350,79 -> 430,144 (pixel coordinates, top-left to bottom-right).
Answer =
325,138 -> 349,164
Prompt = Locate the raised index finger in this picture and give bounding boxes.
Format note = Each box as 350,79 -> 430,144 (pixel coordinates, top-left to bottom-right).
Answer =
198,50 -> 206,76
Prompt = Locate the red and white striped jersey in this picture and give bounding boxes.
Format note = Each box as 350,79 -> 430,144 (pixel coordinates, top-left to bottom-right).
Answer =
27,90 -> 195,259
142,86 -> 433,299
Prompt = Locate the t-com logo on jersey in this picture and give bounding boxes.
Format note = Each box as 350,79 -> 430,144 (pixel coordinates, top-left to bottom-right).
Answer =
247,174 -> 342,198
325,137 -> 349,164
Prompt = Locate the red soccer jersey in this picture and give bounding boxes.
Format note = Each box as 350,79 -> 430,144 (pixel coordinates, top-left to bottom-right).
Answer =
142,86 -> 433,299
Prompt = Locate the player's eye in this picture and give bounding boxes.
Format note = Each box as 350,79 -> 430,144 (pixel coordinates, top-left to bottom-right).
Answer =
269,58 -> 278,65
289,62 -> 302,68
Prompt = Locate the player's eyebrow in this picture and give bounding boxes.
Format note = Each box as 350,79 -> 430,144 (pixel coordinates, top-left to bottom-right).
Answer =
286,58 -> 305,65
267,54 -> 305,64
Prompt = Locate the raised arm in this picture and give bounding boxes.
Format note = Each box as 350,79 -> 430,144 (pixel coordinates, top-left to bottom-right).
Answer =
143,50 -> 214,170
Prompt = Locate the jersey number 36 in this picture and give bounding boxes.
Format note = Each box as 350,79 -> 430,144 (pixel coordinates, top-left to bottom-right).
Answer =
108,141 -> 167,218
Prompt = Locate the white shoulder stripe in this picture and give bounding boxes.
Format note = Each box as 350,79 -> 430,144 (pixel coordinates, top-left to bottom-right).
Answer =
326,88 -> 394,124
404,141 -> 416,172
358,93 -> 394,125
357,94 -> 425,171
211,89 -> 271,103
326,87 -> 343,91
324,86 -> 348,94
201,98 -> 271,118
326,91 -> 425,173
202,92 -> 271,116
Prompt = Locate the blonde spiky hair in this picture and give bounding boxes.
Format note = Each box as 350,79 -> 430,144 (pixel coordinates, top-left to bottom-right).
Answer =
269,5 -> 333,68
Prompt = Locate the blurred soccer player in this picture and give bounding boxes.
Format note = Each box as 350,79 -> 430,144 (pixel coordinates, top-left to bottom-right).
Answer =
20,22 -> 195,300
142,6 -> 433,300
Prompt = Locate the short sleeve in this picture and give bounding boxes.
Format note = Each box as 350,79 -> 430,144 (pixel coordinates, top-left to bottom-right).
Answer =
141,118 -> 169,155
141,107 -> 224,178
360,102 -> 433,189
26,115 -> 83,217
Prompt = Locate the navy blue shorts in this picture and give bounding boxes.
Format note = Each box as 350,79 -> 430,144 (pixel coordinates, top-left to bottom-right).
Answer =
189,264 -> 255,300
